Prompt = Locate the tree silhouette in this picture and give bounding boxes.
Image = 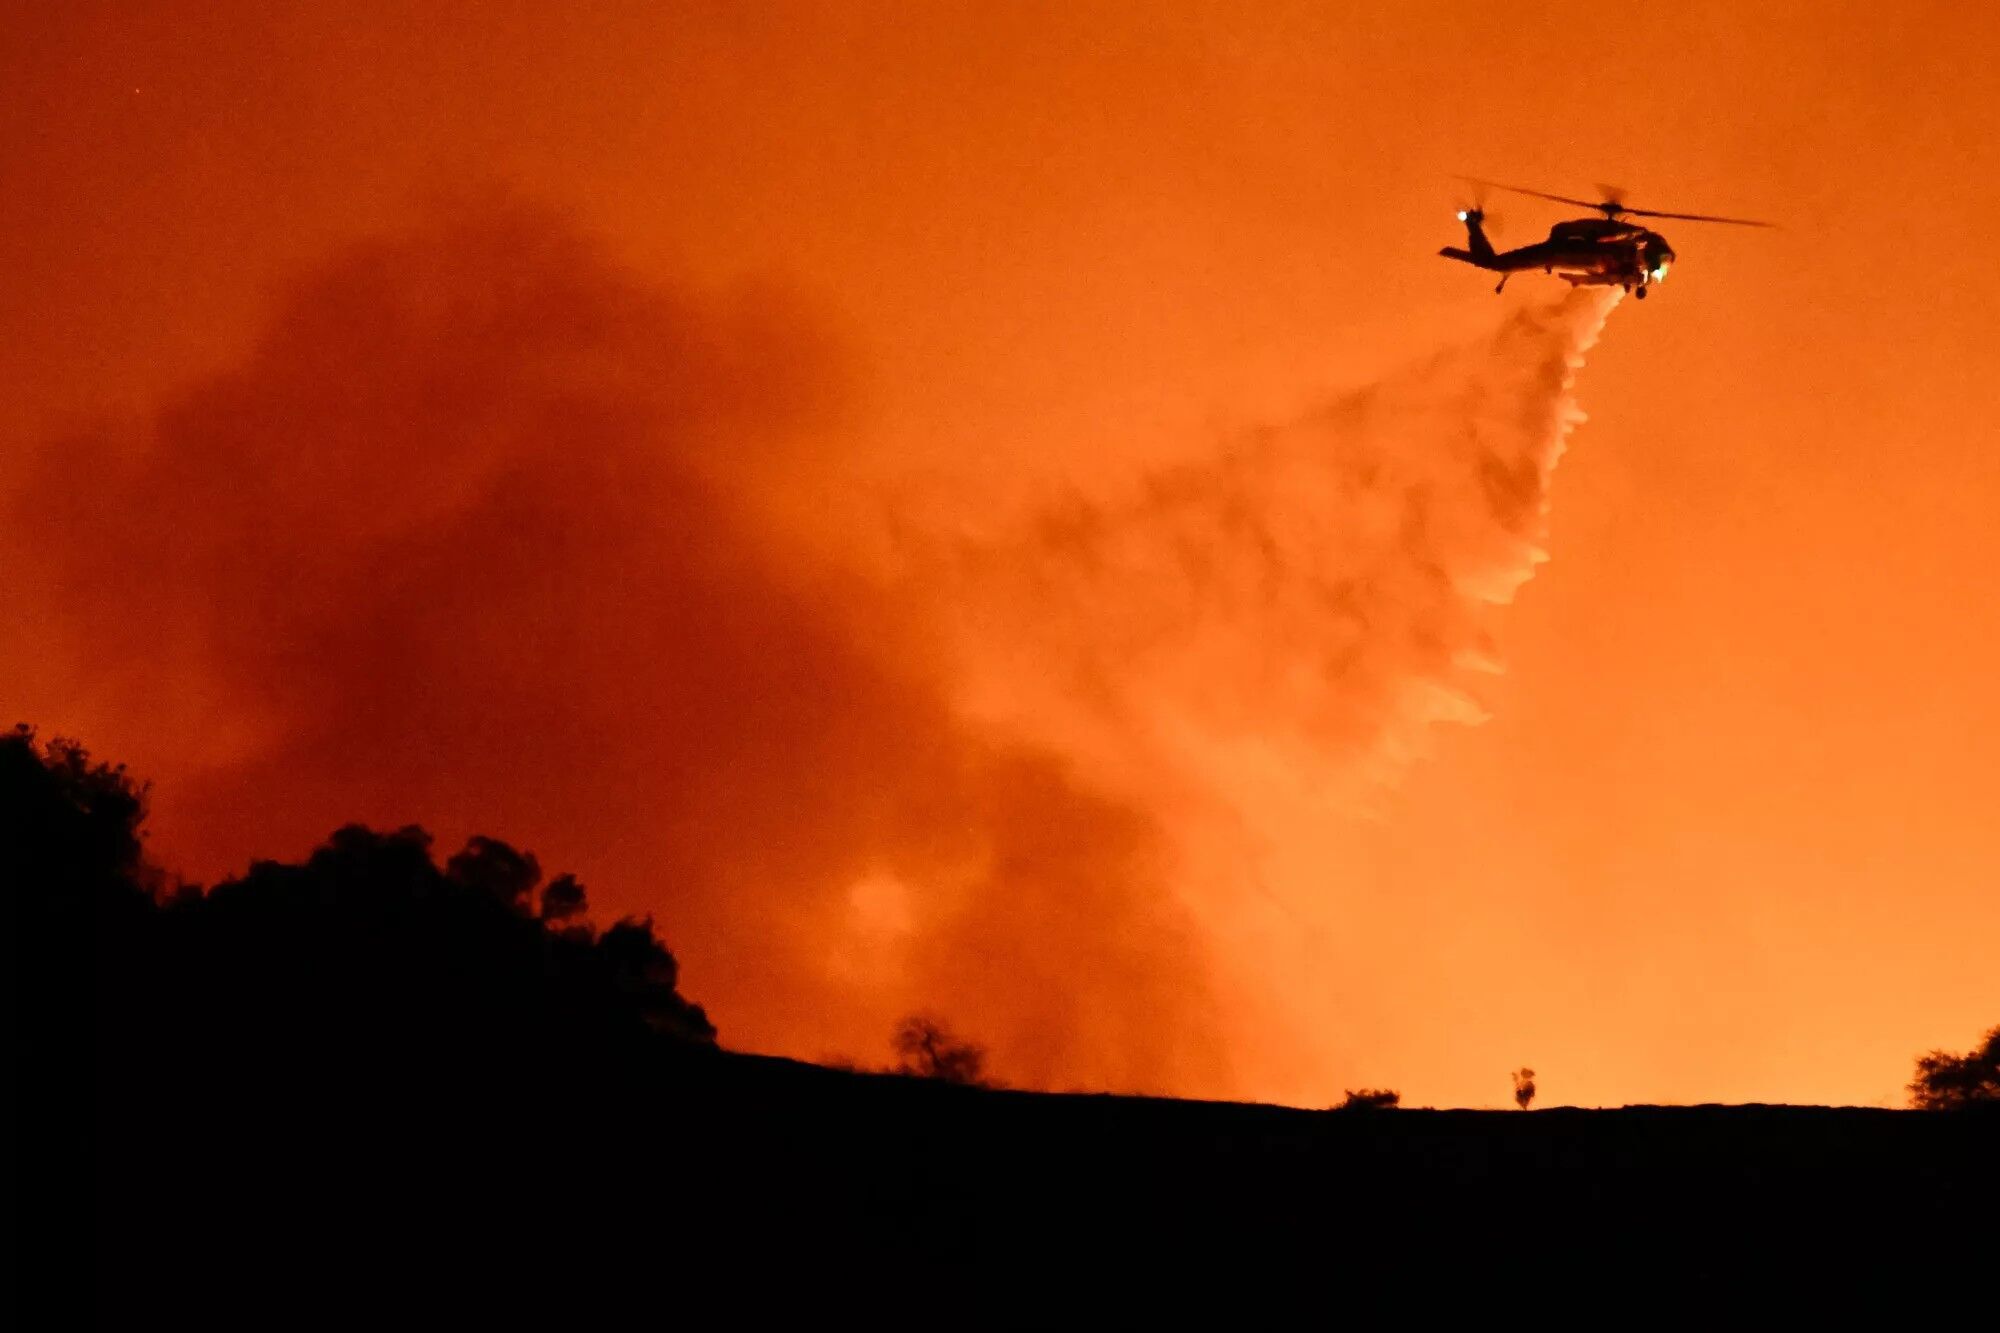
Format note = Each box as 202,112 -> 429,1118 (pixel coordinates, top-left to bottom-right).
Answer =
1910,1025 -> 2000,1109
7,725 -> 163,1324
1512,1068 -> 1537,1110
7,722 -> 717,1077
892,1014 -> 989,1085
445,834 -> 543,914
4,723 -> 154,906
1335,1088 -> 1401,1111
539,872 -> 589,927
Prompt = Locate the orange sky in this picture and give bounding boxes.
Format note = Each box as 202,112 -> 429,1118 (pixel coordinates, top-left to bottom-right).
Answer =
7,2 -> 1999,1107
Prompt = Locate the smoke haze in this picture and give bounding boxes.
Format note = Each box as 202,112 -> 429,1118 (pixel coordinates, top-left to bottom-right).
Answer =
8,206 -> 1615,1097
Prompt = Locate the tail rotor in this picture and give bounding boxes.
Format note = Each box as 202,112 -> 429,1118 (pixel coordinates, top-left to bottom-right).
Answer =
1452,181 -> 1501,233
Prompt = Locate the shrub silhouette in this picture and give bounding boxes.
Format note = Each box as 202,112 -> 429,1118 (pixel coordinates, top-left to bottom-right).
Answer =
892,1014 -> 990,1085
596,915 -> 719,1043
1512,1067 -> 1537,1110
1910,1025 -> 2000,1109
1335,1088 -> 1402,1111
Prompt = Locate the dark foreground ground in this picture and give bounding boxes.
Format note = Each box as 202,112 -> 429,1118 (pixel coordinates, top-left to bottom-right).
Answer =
13,722 -> 1983,1320
80,1043 -> 1998,1321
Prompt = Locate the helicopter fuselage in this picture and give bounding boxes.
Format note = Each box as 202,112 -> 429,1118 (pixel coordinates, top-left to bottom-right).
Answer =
1441,211 -> 1675,297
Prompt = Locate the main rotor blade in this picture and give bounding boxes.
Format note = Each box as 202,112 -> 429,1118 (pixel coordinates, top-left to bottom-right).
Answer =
1456,175 -> 1776,227
1455,176 -> 1604,211
1620,206 -> 1777,228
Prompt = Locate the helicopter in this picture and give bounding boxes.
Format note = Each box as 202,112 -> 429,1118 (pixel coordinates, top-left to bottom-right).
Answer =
1439,178 -> 1773,299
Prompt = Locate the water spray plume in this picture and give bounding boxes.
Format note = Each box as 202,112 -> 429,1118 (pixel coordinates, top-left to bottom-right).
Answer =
937,287 -> 1621,812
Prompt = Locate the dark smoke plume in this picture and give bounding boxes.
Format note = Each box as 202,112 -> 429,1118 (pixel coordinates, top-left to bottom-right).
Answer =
8,204 -> 1221,1094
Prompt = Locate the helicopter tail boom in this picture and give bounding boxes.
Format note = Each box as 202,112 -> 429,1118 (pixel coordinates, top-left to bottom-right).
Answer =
1438,245 -> 1493,267
1445,207 -> 1497,263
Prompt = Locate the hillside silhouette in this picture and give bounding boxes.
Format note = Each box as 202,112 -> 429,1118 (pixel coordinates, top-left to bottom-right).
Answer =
9,724 -> 1997,1319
